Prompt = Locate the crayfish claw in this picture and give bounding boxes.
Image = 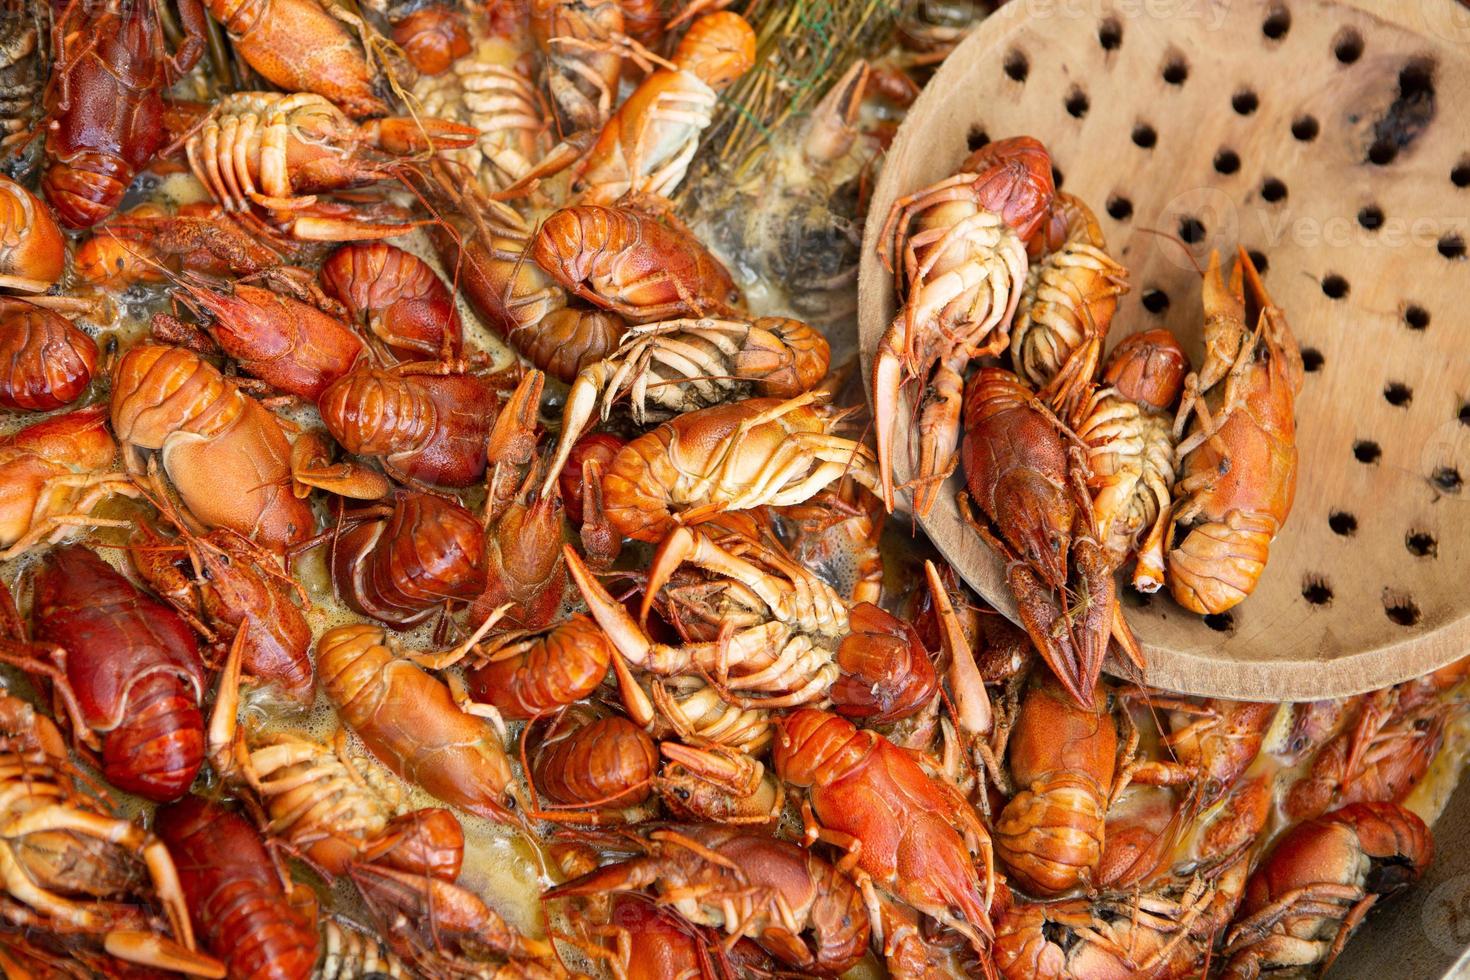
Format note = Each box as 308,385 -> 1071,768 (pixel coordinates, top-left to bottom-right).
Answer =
103,931 -> 224,978
563,544 -> 654,669
643,525 -> 699,625
1009,564 -> 1092,710
362,116 -> 479,154
924,560 -> 992,737
869,331 -> 907,512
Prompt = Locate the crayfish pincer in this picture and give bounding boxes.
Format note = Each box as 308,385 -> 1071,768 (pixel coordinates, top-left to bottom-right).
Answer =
959,367 -> 1141,707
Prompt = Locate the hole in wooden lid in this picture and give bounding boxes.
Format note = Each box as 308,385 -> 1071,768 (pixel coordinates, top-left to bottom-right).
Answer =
1321,274 -> 1348,299
1203,612 -> 1234,633
1383,382 -> 1411,406
1301,347 -> 1323,372
1406,531 -> 1438,557
1107,195 -> 1133,221
1004,49 -> 1029,82
1432,466 -> 1463,493
1051,166 -> 1064,189
1099,18 -> 1123,50
1292,115 -> 1320,141
1353,440 -> 1382,464
1454,159 -> 1470,187
1141,288 -> 1169,313
1246,249 -> 1269,273
1368,139 -> 1399,166
1179,216 -> 1206,244
1334,27 -> 1363,63
1261,178 -> 1288,202
1302,577 -> 1332,606
966,126 -> 990,151
1404,304 -> 1430,330
1358,205 -> 1384,230
1458,402 -> 1470,426
1214,149 -> 1240,174
1162,56 -> 1189,85
1065,87 -> 1089,118
1132,124 -> 1158,149
1384,594 -> 1421,627
1438,234 -> 1465,260
1329,510 -> 1358,536
1232,90 -> 1259,114
1263,5 -> 1291,39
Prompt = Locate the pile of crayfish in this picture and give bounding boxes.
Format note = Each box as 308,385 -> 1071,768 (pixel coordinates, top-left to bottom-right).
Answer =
873,133 -> 1304,707
0,0 -> 1457,977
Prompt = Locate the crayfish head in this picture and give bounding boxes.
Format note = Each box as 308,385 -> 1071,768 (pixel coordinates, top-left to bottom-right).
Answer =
958,135 -> 1056,245
1001,473 -> 1073,592
1101,328 -> 1191,411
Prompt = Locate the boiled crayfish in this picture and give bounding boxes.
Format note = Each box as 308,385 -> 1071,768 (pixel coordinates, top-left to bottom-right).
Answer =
1168,248 -> 1302,615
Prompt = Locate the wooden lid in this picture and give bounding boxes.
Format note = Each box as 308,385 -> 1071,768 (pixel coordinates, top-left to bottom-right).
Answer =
858,0 -> 1470,699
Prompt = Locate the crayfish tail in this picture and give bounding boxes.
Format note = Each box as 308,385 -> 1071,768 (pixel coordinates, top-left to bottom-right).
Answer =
1167,518 -> 1271,615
